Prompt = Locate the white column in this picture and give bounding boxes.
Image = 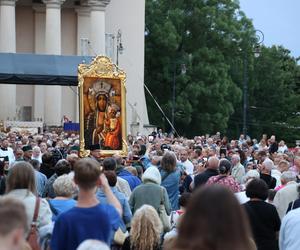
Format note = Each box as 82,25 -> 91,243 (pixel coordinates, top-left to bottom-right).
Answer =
0,0 -> 17,121
43,0 -> 64,125
88,0 -> 110,55
76,7 -> 90,55
33,5 -> 45,122
74,7 -> 90,123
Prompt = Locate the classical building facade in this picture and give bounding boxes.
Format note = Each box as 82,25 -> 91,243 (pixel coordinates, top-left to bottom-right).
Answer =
0,0 -> 149,134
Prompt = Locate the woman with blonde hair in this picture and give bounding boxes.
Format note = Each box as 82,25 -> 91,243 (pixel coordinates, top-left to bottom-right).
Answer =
122,205 -> 163,250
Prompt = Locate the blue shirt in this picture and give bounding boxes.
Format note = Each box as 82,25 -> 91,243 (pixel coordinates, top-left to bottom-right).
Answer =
48,199 -> 76,221
280,207 -> 300,250
96,187 -> 132,228
160,168 -> 181,210
140,155 -> 152,169
118,170 -> 141,191
51,203 -> 120,250
35,170 -> 47,197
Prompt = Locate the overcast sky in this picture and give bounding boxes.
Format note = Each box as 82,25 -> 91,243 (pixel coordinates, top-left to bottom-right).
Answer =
239,0 -> 300,59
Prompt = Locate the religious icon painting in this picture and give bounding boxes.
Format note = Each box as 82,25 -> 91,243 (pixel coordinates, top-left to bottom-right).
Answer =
78,56 -> 127,157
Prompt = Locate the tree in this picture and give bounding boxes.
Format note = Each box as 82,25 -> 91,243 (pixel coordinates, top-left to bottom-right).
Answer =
145,0 -> 256,136
247,46 -> 300,143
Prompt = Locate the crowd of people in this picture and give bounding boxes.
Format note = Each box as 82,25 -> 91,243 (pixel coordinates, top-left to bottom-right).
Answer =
0,130 -> 300,250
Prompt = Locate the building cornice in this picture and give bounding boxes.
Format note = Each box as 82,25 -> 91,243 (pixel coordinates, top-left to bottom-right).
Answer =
33,4 -> 45,12
0,0 -> 17,7
43,0 -> 65,9
75,6 -> 91,16
81,0 -> 110,11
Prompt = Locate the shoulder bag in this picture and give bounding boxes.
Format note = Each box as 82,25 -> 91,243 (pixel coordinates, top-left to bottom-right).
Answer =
27,197 -> 41,250
159,187 -> 171,232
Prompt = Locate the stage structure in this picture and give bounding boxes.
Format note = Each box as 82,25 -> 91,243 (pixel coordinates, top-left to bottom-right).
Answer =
78,56 -> 128,157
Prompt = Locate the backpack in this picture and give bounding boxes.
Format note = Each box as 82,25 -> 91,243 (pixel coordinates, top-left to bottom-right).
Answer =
27,197 -> 41,250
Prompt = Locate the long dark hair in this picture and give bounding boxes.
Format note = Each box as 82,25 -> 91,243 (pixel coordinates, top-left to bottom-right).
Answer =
161,151 -> 177,173
168,185 -> 254,250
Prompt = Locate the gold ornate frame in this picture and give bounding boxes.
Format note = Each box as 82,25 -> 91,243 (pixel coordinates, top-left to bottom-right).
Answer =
78,56 -> 127,158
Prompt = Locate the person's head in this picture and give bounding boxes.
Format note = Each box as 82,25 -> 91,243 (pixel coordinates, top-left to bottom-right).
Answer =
231,154 -> 240,166
89,144 -> 101,159
192,148 -> 202,159
161,151 -> 177,173
130,205 -> 163,250
14,148 -> 24,161
77,240 -> 110,250
54,159 -> 71,176
0,197 -> 27,250
218,159 -> 232,175
39,142 -> 47,153
124,166 -> 138,176
151,155 -> 161,166
66,153 -> 79,170
74,158 -> 102,191
257,150 -> 267,162
261,158 -> 274,174
104,170 -> 117,187
246,178 -> 268,200
32,146 -> 41,158
22,146 -> 33,159
169,185 -> 253,250
96,94 -> 108,112
207,138 -> 213,146
103,157 -> 117,171
69,146 -> 79,156
53,174 -> 77,198
178,192 -> 191,210
142,166 -> 161,185
242,169 -> 260,184
279,140 -> 285,147
29,159 -> 40,171
113,154 -> 123,167
180,150 -> 188,162
6,162 -> 36,194
270,135 -> 276,143
1,139 -> 9,149
208,147 -> 216,157
42,152 -> 54,166
280,171 -> 296,185
207,156 -> 219,170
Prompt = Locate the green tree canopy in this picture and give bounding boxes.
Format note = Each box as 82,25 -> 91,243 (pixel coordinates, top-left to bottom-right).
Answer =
145,0 -> 300,142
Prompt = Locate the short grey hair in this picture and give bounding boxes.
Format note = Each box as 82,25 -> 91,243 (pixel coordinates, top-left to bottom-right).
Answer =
32,146 -> 41,153
263,158 -> 274,171
53,174 -> 76,197
281,171 -> 296,183
243,170 -> 260,184
231,154 -> 240,162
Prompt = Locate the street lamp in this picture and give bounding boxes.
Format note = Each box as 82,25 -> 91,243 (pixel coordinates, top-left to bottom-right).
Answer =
242,29 -> 264,137
171,63 -> 186,135
116,29 -> 124,65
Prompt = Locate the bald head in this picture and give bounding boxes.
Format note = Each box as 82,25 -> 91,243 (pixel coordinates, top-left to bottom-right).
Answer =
207,156 -> 219,170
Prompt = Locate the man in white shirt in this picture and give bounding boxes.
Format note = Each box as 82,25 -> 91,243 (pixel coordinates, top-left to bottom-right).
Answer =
180,149 -> 194,175
0,139 -> 15,164
231,154 -> 245,184
273,179 -> 299,220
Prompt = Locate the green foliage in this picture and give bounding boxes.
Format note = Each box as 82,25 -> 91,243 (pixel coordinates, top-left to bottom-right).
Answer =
145,0 -> 300,141
247,46 -> 300,143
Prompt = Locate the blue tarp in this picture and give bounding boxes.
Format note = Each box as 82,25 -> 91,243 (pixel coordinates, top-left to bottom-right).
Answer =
0,53 -> 93,86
